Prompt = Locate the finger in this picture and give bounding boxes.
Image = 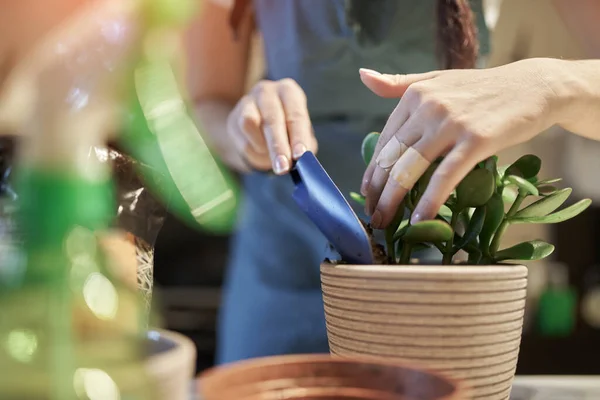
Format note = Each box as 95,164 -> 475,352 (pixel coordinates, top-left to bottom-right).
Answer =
372,143 -> 441,229
359,68 -> 441,98
411,141 -> 483,224
237,96 -> 267,153
253,82 -> 291,174
364,113 -> 424,216
244,147 -> 272,171
277,78 -> 313,159
361,100 -> 410,203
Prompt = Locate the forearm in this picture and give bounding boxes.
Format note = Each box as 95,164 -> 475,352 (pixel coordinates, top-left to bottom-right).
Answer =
195,100 -> 249,173
546,59 -> 600,141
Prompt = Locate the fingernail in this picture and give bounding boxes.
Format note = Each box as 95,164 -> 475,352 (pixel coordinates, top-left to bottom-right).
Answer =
359,68 -> 382,77
371,210 -> 382,229
411,212 -> 422,224
360,178 -> 370,196
274,155 -> 290,174
293,143 -> 307,159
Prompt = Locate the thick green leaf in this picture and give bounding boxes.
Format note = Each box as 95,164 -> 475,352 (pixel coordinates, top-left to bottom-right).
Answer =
456,168 -> 495,209
502,186 -> 518,204
511,198 -> 592,224
392,219 -> 410,241
505,175 -> 539,196
438,204 -> 453,220
349,192 -> 366,206
479,193 -> 504,252
494,240 -> 555,261
454,206 -> 486,250
538,185 -> 557,196
361,132 -> 380,165
536,178 -> 562,186
513,188 -> 572,219
506,154 -> 542,179
403,220 -> 453,243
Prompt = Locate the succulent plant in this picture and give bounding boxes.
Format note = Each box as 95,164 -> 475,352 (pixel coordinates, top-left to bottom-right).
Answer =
351,132 -> 592,265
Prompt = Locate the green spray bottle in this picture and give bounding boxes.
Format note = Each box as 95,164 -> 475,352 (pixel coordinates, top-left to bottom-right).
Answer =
0,0 -> 238,398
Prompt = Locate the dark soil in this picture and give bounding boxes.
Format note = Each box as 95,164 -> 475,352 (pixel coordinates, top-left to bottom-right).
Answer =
361,219 -> 389,264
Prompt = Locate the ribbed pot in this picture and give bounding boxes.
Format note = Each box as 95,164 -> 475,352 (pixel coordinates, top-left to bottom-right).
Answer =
321,263 -> 528,400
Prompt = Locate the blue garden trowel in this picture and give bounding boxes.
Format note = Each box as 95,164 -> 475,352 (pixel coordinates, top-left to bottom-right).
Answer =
290,151 -> 373,265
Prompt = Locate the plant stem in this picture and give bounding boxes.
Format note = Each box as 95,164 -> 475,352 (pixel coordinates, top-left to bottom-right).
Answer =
400,243 -> 412,264
490,193 -> 526,256
443,211 -> 460,265
385,229 -> 396,263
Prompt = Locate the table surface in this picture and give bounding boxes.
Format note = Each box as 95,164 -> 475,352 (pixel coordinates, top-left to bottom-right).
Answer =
192,376 -> 600,400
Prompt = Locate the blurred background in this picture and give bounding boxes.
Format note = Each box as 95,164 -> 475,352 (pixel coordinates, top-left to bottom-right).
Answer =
151,0 -> 600,375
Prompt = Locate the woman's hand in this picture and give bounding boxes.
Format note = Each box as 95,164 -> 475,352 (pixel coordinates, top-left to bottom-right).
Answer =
227,78 -> 318,174
359,58 -> 565,229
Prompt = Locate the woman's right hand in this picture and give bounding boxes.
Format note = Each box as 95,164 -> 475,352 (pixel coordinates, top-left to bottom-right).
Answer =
227,78 -> 318,174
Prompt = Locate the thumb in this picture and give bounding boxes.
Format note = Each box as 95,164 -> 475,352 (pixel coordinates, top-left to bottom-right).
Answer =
359,68 -> 440,98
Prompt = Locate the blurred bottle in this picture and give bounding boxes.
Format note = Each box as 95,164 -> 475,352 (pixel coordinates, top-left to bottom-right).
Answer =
537,263 -> 577,337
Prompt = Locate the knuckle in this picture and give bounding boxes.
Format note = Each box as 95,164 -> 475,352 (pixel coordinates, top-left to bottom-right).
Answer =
285,108 -> 308,124
253,80 -> 275,97
422,98 -> 449,117
277,78 -> 300,90
403,83 -> 425,103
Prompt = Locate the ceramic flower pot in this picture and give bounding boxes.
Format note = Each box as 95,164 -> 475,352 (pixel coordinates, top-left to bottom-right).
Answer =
145,329 -> 197,400
197,354 -> 467,400
321,263 -> 528,400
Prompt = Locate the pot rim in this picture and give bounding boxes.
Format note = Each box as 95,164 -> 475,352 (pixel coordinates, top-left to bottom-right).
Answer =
197,353 -> 467,400
144,329 -> 196,375
321,262 -> 527,279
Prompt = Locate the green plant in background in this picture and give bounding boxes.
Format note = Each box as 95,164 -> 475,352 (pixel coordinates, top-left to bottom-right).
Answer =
350,132 -> 592,265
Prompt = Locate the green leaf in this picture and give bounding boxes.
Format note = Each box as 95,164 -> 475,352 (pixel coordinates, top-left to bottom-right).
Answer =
513,188 -> 572,219
392,219 -> 410,241
479,193 -> 504,252
456,168 -> 495,209
438,204 -> 453,220
361,132 -> 380,165
537,178 -> 562,186
506,154 -> 542,179
502,186 -> 518,204
454,206 -> 486,250
403,220 -> 453,243
349,192 -> 366,206
505,175 -> 539,196
494,240 -> 555,261
498,164 -> 510,178
538,185 -> 557,196
511,198 -> 592,224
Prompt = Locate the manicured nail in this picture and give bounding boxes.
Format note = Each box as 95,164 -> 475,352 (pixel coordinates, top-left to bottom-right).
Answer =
359,68 -> 382,77
360,178 -> 370,196
274,155 -> 290,174
371,210 -> 382,229
293,143 -> 307,159
411,212 -> 422,224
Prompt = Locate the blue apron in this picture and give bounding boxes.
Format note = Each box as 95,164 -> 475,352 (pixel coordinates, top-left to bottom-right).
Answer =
216,0 -> 489,364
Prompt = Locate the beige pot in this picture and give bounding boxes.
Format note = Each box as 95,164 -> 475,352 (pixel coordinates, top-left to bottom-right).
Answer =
145,329 -> 197,400
321,263 -> 528,400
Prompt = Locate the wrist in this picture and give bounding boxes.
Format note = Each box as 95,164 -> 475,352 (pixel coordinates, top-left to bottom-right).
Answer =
535,58 -> 593,132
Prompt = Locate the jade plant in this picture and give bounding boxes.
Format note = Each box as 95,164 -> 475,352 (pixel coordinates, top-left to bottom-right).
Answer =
350,132 -> 592,265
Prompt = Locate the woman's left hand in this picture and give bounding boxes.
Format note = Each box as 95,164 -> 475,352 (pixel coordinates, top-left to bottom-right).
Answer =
359,58 -> 565,229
